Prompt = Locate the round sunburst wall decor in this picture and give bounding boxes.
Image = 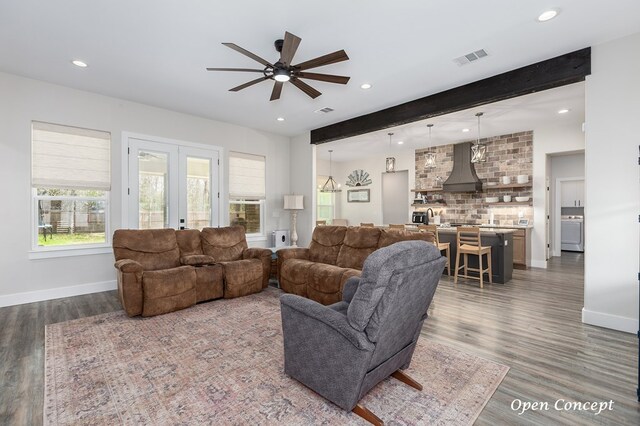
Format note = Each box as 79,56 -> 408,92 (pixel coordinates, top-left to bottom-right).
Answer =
346,169 -> 372,187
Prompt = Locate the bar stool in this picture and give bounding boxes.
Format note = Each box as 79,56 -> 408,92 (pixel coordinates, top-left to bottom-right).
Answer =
418,224 -> 451,277
360,222 -> 374,227
454,227 -> 492,288
389,224 -> 405,230
316,220 -> 327,226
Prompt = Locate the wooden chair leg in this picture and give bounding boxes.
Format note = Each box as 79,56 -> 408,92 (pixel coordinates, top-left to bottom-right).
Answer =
478,251 -> 483,289
353,404 -> 384,426
463,253 -> 468,277
445,246 -> 452,277
391,370 -> 423,391
454,249 -> 460,284
488,251 -> 493,283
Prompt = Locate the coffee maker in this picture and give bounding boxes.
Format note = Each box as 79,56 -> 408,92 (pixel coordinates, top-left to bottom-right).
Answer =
412,211 -> 427,224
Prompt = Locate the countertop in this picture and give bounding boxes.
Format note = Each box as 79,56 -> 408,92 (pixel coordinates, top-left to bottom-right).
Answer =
405,223 -> 533,230
401,224 -> 516,234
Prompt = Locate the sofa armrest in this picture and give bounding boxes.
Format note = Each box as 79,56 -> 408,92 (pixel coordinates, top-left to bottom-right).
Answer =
243,248 -> 272,288
114,259 -> 143,273
242,247 -> 272,260
180,254 -> 216,266
280,294 -> 374,351
342,276 -> 361,303
276,248 -> 309,281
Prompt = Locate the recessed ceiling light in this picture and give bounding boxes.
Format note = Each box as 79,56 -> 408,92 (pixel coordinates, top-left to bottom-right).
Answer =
557,109 -> 570,114
538,9 -> 558,22
276,117 -> 285,121
71,60 -> 88,68
360,83 -> 372,90
462,128 -> 470,133
397,141 -> 404,145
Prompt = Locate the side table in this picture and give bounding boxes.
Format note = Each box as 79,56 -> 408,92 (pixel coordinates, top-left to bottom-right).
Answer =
268,246 -> 293,288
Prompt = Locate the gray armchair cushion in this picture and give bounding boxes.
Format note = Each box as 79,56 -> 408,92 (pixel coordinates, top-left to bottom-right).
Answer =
342,276 -> 360,303
280,294 -> 373,351
347,241 -> 444,340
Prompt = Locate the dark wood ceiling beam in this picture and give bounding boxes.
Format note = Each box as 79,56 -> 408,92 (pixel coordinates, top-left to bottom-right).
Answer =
310,47 -> 591,144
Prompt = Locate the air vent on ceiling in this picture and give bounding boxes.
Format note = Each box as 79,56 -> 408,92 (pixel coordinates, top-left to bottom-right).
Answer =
314,107 -> 335,114
453,49 -> 489,66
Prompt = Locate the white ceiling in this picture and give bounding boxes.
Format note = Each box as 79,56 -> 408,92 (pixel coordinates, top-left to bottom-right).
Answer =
0,1 -> 639,138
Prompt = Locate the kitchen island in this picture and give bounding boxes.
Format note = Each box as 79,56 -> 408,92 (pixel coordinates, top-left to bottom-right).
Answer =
405,225 -> 514,284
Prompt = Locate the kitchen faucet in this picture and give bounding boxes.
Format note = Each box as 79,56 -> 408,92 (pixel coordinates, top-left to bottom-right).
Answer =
426,208 -> 434,225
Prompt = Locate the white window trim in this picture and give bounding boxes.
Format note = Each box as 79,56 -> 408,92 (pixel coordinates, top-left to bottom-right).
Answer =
316,190 -> 336,222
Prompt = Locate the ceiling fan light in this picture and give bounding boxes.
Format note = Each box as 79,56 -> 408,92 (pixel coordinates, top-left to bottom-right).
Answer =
273,68 -> 291,82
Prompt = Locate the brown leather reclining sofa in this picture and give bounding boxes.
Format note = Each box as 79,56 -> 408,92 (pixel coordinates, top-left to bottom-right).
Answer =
277,225 -> 435,305
112,226 -> 271,317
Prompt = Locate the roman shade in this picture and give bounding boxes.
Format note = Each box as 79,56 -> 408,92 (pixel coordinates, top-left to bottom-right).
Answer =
229,152 -> 265,199
32,121 -> 111,190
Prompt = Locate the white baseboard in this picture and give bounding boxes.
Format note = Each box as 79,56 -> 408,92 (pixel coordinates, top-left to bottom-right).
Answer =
582,308 -> 638,334
0,280 -> 117,308
530,259 -> 548,269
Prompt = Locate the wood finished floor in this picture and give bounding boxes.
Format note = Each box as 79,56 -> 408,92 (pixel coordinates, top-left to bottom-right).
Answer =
0,253 -> 637,425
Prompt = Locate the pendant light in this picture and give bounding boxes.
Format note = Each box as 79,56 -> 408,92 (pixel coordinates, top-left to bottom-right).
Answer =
385,133 -> 396,173
424,124 -> 436,168
320,150 -> 342,192
471,112 -> 487,163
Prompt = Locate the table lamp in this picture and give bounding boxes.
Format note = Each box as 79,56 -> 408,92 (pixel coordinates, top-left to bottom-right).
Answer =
284,195 -> 304,247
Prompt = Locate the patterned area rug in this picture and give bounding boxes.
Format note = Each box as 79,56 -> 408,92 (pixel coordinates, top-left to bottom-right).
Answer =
45,287 -> 508,425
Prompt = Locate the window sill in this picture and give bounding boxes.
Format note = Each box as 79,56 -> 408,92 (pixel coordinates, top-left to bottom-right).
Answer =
246,235 -> 267,244
29,245 -> 112,260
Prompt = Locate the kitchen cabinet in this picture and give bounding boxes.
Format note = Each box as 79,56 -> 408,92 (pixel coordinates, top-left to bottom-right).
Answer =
560,180 -> 585,207
512,229 -> 526,267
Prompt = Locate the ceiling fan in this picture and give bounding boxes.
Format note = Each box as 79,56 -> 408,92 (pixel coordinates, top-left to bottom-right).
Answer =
206,31 -> 350,101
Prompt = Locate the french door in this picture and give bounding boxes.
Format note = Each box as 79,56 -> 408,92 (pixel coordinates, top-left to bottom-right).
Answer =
127,137 -> 220,230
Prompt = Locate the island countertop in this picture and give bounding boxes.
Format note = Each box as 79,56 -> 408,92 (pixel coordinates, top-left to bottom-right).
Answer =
403,224 -> 518,234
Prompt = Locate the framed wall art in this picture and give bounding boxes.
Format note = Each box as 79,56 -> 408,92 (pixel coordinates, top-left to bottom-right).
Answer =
347,189 -> 370,203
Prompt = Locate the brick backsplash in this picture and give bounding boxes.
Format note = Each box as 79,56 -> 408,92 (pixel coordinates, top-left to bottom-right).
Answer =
414,131 -> 533,226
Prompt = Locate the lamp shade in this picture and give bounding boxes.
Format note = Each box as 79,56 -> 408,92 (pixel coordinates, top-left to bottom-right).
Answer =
284,195 -> 304,210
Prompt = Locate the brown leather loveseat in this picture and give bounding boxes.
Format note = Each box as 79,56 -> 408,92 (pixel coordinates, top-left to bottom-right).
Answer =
113,226 -> 271,317
277,226 -> 435,305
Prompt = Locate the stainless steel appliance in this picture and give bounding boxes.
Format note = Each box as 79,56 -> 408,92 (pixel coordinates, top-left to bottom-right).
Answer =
561,215 -> 584,252
412,211 -> 427,224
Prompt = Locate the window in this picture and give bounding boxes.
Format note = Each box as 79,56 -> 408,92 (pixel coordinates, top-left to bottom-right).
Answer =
31,122 -> 110,251
229,152 -> 265,236
316,175 -> 335,223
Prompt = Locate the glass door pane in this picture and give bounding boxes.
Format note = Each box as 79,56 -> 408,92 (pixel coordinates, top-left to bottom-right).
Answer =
128,138 -> 219,230
179,147 -> 219,230
186,157 -> 211,230
128,138 -> 179,229
138,150 -> 169,229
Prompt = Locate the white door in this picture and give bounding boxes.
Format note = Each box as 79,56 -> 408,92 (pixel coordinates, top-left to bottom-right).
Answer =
128,138 -> 219,230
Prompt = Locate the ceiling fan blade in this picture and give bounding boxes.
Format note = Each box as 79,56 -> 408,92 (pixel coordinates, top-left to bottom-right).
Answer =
229,76 -> 270,92
270,81 -> 284,101
280,31 -> 302,67
206,67 -> 266,73
222,42 -> 273,67
296,72 -> 350,84
291,78 -> 321,99
293,50 -> 349,71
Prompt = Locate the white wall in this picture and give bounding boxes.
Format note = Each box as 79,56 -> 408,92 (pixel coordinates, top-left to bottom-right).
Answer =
531,123 -> 585,268
289,133 -> 315,247
583,32 -> 640,333
332,150 -> 415,226
0,71 -> 290,305
550,152 -> 585,255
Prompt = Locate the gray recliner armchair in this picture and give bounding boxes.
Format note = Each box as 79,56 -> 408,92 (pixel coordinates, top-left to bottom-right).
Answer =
280,240 -> 446,425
